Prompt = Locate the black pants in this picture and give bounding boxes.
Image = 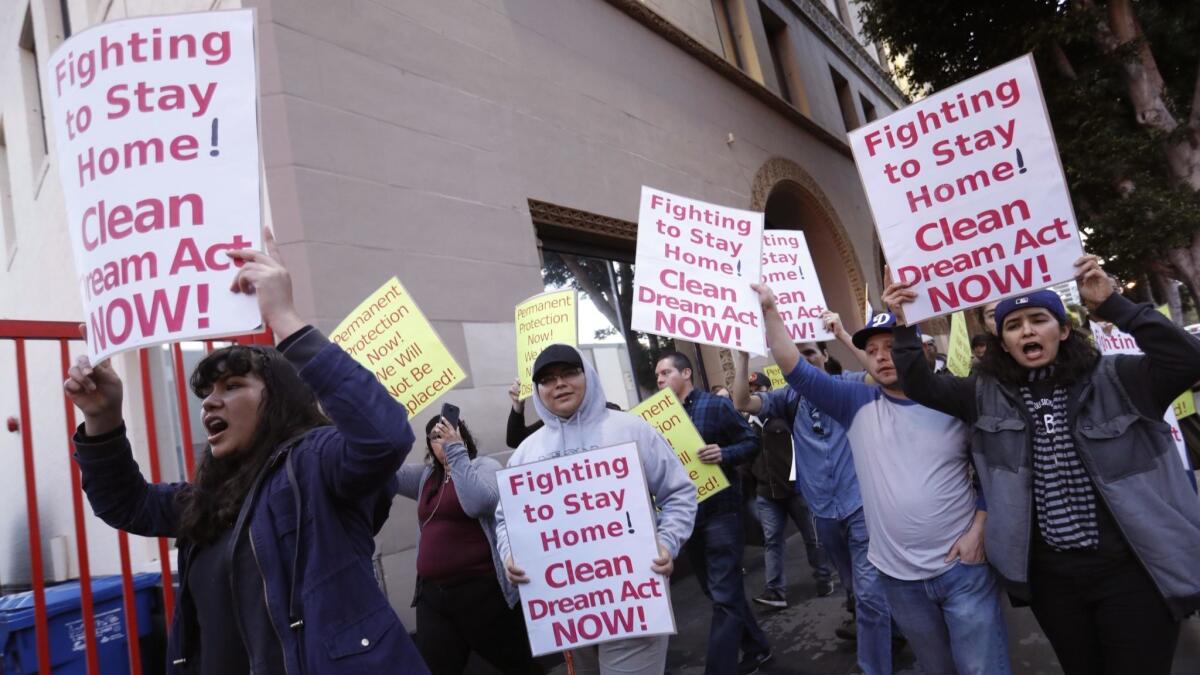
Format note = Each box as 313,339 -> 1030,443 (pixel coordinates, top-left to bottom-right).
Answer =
414,576 -> 542,675
1029,555 -> 1179,675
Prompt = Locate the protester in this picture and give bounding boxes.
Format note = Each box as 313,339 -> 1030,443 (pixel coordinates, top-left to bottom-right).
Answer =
65,232 -> 427,674
749,371 -> 772,393
752,283 -> 1011,675
921,334 -> 948,373
732,325 -> 891,674
745,348 -> 841,610
887,255 -> 1200,675
655,352 -> 772,675
971,334 -> 989,362
396,415 -> 540,674
979,300 -> 1000,336
712,385 -> 731,398
497,344 -> 696,675
747,395 -> 835,607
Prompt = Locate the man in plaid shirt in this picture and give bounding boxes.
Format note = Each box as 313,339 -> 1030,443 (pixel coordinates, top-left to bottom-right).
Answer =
655,352 -> 770,675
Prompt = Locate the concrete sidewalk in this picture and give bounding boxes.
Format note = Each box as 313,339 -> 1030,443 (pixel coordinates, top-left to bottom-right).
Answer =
539,529 -> 1200,674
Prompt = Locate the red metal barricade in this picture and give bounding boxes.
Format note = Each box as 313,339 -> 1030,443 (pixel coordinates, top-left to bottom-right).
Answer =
0,320 -> 272,674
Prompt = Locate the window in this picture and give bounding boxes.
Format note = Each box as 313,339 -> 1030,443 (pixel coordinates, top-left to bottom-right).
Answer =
759,3 -> 809,112
860,94 -> 877,123
711,0 -> 744,69
59,0 -> 72,38
18,9 -> 48,170
830,67 -> 860,132
539,247 -> 676,404
0,123 -> 15,263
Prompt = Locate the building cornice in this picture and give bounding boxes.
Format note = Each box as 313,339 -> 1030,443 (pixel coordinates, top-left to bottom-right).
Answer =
529,199 -> 638,242
786,0 -> 906,108
602,0 -> 853,159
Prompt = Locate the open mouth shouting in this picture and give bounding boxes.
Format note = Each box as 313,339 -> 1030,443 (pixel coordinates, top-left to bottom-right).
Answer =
1021,340 -> 1046,362
203,414 -> 229,445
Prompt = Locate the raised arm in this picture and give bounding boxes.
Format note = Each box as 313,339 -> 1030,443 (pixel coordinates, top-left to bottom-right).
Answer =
882,270 -> 979,422
282,328 -> 416,498
74,427 -> 187,538
753,283 -> 874,427
891,325 -> 979,422
823,310 -> 874,372
506,379 -> 543,448
731,350 -> 763,415
228,230 -> 415,500
434,418 -> 501,518
1079,256 -> 1200,415
65,336 -> 184,537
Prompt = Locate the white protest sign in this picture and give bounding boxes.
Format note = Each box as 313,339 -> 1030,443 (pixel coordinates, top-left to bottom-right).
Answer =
849,54 -> 1083,323
633,186 -> 766,354
1091,321 -> 1190,469
761,230 -> 833,342
497,442 -> 674,656
45,10 -> 262,361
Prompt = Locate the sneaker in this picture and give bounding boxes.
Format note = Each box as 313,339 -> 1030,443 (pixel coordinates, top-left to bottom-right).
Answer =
815,579 -> 836,597
752,590 -> 787,609
835,616 -> 857,641
738,650 -> 773,674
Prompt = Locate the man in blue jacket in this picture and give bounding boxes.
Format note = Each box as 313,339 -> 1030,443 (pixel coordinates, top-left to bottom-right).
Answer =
655,351 -> 771,675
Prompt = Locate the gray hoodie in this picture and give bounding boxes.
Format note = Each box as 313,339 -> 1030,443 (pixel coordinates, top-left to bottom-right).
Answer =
495,348 -> 697,565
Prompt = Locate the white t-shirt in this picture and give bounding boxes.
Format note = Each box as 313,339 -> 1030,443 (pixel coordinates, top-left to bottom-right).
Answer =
784,362 -> 976,580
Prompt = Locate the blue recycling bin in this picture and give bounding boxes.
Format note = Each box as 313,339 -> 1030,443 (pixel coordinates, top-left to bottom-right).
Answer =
0,573 -> 159,674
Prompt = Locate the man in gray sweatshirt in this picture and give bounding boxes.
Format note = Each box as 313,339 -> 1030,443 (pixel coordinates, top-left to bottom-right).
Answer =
496,344 -> 697,675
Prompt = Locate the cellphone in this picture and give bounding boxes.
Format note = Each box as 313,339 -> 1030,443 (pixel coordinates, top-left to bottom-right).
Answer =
440,403 -> 461,429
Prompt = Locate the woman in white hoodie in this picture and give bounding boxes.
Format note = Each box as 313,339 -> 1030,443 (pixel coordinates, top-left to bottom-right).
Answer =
496,344 -> 697,675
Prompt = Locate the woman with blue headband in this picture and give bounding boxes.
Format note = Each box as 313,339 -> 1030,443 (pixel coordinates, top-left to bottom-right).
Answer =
885,255 -> 1200,675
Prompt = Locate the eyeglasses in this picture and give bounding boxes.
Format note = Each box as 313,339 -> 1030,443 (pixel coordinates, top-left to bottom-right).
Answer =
809,408 -> 825,436
536,366 -> 584,386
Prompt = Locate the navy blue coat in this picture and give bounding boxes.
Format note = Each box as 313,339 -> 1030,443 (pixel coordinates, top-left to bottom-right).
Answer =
74,328 -> 428,674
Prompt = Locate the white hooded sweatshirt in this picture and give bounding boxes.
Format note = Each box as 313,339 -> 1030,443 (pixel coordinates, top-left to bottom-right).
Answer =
495,348 -> 696,565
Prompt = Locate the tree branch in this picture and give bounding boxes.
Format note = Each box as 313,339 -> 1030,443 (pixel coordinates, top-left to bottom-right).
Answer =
1189,64 -> 1200,129
1048,40 -> 1078,81
1104,0 -> 1177,132
561,254 -> 621,329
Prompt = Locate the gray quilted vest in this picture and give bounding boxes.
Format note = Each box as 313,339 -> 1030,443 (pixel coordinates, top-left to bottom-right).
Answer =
973,356 -> 1200,618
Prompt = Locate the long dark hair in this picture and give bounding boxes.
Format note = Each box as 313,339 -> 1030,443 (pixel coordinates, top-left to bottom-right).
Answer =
975,322 -> 1100,387
424,415 -> 478,485
176,345 -> 329,545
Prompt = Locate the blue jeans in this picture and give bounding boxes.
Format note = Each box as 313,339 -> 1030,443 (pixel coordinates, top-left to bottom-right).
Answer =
814,508 -> 891,675
684,510 -> 771,675
755,494 -> 831,594
880,561 -> 1011,675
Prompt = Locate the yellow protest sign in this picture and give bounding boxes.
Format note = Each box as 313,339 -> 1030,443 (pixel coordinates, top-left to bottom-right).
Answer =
331,278 -> 465,417
946,312 -> 972,376
1173,392 -> 1197,419
764,365 -> 788,391
631,388 -> 729,503
515,289 -> 578,399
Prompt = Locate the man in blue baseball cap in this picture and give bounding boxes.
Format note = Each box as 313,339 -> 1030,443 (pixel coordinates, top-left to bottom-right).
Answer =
751,283 -> 1010,675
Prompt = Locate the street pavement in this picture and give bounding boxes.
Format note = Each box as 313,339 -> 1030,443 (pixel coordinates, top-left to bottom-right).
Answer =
530,527 -> 1200,674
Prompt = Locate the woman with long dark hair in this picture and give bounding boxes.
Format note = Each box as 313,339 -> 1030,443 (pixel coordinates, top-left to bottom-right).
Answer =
884,255 -> 1200,674
394,414 -> 541,674
65,233 -> 428,674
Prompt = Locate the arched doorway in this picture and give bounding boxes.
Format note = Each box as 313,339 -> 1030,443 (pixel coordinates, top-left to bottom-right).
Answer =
704,158 -> 873,387
757,157 -> 868,348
